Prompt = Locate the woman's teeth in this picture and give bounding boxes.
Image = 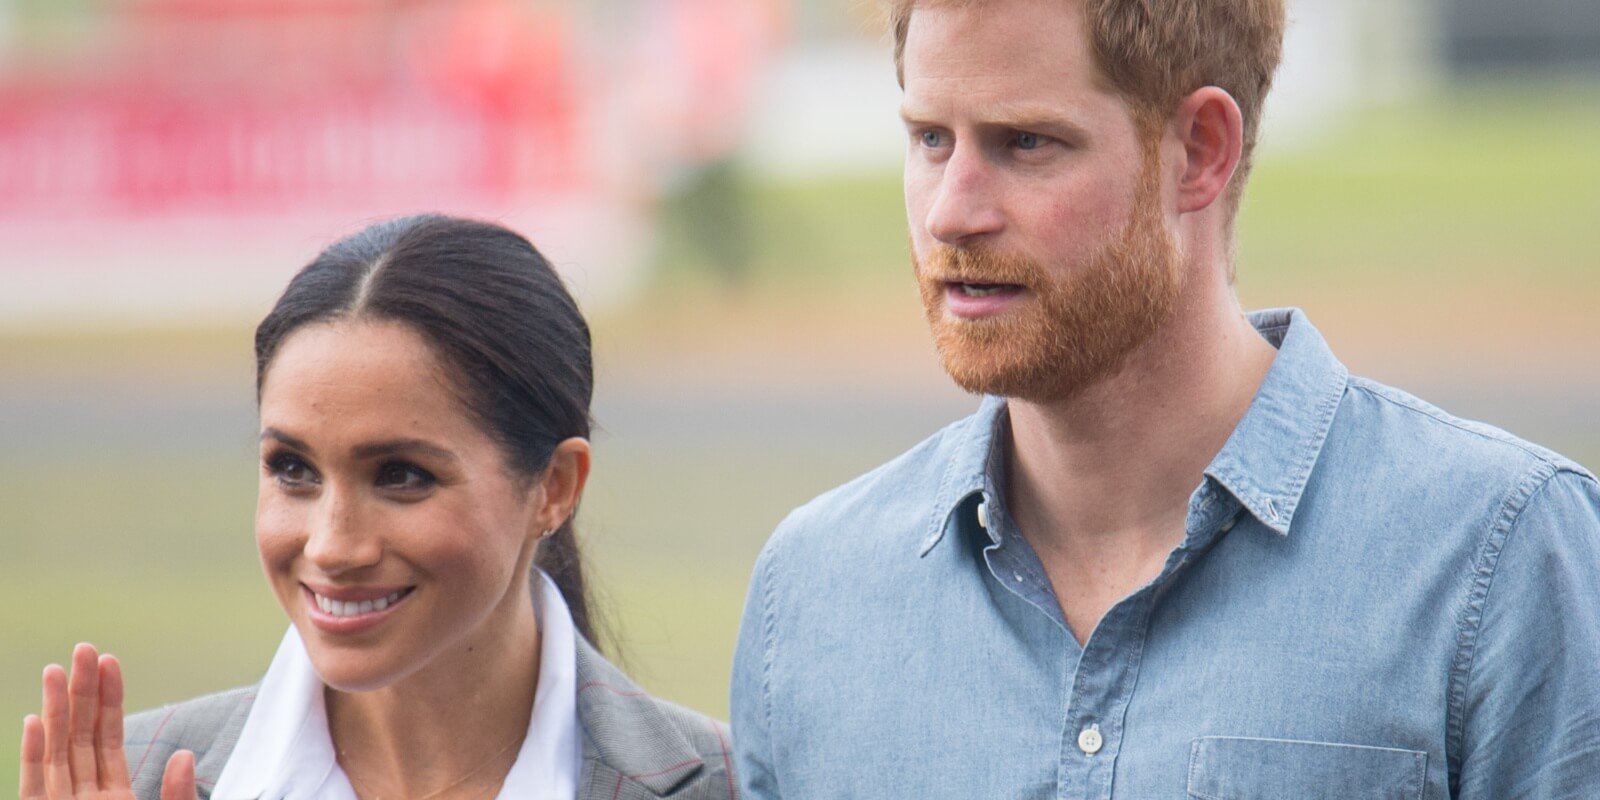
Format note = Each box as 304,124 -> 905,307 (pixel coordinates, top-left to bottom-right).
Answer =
314,590 -> 407,617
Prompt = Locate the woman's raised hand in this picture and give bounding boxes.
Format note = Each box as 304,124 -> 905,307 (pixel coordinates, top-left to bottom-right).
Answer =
19,644 -> 196,800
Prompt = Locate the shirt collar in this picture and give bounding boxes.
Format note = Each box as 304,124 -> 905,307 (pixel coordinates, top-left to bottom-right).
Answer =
920,395 -> 1007,556
210,572 -> 582,800
501,571 -> 582,800
1204,308 -> 1349,536
209,623 -> 334,800
919,307 -> 1348,554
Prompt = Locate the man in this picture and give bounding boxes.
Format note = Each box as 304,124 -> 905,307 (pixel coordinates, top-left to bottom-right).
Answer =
730,0 -> 1600,797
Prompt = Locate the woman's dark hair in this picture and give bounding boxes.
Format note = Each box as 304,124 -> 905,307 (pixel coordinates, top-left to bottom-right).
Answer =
254,214 -> 599,644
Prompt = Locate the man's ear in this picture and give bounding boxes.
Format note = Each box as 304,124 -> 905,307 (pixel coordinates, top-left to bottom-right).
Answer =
532,437 -> 591,536
1174,86 -> 1245,215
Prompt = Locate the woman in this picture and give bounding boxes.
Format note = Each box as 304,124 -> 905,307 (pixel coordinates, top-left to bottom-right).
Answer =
19,215 -> 736,800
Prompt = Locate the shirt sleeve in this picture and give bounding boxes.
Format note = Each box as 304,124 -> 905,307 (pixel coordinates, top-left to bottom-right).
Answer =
731,533 -> 782,800
1456,468 -> 1600,799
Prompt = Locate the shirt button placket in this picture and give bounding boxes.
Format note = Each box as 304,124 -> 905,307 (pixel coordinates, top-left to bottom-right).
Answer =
1060,592 -> 1160,798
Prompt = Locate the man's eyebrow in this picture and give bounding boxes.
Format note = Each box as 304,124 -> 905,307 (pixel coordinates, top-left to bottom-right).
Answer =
977,103 -> 1093,135
900,104 -> 1091,138
1001,113 -> 1090,136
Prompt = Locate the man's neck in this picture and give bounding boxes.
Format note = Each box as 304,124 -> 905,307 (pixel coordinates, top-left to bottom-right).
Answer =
1004,286 -> 1277,644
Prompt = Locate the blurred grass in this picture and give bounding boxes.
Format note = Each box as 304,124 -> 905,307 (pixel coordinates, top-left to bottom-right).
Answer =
1239,83 -> 1600,289
653,81 -> 1600,291
3,81 -> 1599,790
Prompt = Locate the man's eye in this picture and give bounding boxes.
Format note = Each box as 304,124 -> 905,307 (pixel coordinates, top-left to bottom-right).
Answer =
920,130 -> 944,148
376,462 -> 435,491
267,454 -> 318,487
1015,132 -> 1045,150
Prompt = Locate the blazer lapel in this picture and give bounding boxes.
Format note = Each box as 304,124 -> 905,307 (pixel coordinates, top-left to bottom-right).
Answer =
191,688 -> 258,800
574,637 -> 705,799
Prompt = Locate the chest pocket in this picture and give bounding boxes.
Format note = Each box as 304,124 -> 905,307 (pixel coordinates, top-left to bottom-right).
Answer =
1187,736 -> 1427,800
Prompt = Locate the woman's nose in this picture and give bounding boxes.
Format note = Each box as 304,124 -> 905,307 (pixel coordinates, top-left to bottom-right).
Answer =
302,487 -> 382,574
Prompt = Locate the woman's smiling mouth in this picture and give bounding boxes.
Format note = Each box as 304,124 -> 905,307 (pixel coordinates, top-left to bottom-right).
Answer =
302,584 -> 416,633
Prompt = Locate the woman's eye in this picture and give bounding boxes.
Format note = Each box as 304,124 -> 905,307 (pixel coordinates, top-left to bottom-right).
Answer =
376,462 -> 436,492
267,454 -> 318,488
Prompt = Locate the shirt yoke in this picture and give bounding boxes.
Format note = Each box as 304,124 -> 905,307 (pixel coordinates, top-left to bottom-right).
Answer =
1345,375 -> 1593,480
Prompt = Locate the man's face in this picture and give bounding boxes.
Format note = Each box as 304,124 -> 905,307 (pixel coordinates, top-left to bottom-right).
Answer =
901,0 -> 1182,403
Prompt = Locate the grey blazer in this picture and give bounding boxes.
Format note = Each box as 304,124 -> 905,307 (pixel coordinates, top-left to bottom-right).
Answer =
123,636 -> 736,800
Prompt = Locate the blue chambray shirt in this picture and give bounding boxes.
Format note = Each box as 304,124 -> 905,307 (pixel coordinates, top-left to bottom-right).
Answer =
731,308 -> 1600,799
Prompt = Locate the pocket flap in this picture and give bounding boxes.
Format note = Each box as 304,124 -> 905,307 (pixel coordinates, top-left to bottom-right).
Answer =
1188,736 -> 1426,800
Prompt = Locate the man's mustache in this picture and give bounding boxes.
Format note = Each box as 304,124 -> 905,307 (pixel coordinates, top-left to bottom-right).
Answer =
916,245 -> 1042,288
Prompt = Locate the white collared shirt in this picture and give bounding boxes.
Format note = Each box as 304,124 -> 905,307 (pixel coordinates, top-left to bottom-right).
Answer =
211,572 -> 581,800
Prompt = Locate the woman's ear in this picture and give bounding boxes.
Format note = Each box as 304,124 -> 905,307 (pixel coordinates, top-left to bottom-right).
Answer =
533,437 -> 591,536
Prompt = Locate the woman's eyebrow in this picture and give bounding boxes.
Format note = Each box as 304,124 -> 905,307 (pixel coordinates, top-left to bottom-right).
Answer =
260,427 -> 311,452
259,429 -> 458,464
349,439 -> 459,463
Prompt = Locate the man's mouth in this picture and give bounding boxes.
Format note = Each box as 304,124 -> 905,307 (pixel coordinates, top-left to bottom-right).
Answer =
939,281 -> 1028,319
949,282 -> 1024,298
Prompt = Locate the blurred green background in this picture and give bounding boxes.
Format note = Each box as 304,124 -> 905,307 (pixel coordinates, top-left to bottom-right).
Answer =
4,27 -> 1600,795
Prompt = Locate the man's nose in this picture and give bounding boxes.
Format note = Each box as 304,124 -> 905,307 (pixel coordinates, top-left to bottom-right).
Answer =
924,147 -> 1005,247
302,487 -> 382,575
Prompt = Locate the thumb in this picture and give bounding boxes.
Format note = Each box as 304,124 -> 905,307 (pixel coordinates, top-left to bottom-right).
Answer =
160,750 -> 198,800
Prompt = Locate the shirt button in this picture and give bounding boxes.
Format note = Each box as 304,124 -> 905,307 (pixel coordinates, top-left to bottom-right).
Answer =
1077,726 -> 1103,755
976,500 -> 989,530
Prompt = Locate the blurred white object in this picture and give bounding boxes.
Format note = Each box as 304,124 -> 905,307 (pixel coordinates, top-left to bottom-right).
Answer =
744,40 -> 905,179
1263,0 -> 1440,150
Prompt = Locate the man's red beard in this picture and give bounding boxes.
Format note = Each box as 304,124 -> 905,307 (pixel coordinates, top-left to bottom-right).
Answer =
913,153 -> 1182,404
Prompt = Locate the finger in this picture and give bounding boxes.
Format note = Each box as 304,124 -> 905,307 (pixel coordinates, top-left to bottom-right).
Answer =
160,750 -> 197,800
41,664 -> 75,799
20,714 -> 47,800
67,643 -> 103,791
96,655 -> 132,789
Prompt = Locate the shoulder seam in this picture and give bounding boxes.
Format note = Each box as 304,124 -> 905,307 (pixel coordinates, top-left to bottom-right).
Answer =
1346,379 -> 1574,470
1444,459 -> 1560,783
756,530 -> 782,760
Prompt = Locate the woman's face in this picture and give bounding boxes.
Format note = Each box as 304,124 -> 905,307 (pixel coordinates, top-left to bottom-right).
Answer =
255,319 -> 545,692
